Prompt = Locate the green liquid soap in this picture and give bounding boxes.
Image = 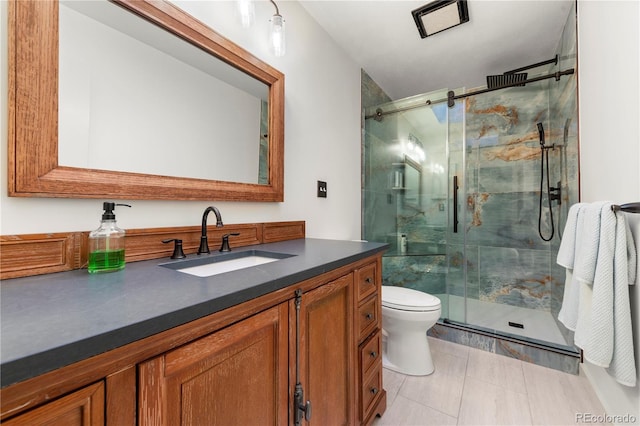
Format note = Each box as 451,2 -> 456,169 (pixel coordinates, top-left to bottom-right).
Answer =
88,249 -> 125,273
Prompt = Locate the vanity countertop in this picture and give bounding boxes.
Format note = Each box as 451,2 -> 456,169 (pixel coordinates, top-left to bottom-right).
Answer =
0,238 -> 387,388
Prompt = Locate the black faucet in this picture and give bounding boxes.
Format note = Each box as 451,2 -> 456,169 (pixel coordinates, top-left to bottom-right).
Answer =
219,233 -> 240,252
197,206 -> 223,255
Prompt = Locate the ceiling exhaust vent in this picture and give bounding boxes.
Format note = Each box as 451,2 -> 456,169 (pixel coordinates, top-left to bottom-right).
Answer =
412,0 -> 469,39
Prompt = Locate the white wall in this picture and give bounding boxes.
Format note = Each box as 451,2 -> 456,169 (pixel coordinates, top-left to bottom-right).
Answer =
0,1 -> 362,240
577,0 -> 640,422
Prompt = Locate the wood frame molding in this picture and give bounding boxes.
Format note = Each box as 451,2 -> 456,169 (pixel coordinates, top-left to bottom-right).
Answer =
8,0 -> 284,201
0,221 -> 305,280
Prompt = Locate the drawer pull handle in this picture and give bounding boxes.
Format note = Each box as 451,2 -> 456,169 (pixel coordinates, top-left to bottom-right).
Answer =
366,313 -> 373,320
365,277 -> 373,283
370,351 -> 377,358
370,387 -> 379,395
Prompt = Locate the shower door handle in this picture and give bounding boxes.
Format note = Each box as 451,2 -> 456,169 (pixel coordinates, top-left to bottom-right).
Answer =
453,176 -> 459,233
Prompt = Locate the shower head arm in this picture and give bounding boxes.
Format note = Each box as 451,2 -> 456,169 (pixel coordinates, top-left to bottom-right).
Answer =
504,55 -> 558,75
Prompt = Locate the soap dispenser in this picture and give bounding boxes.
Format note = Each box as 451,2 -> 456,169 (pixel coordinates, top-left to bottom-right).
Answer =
88,202 -> 131,274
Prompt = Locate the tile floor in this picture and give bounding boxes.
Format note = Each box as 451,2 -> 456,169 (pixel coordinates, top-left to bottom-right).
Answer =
373,337 -> 609,426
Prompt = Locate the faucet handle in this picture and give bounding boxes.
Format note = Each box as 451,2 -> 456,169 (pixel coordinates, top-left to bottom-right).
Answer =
162,239 -> 186,259
219,233 -> 240,252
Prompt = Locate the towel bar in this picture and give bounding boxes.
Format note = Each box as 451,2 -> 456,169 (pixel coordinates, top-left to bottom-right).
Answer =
611,202 -> 640,213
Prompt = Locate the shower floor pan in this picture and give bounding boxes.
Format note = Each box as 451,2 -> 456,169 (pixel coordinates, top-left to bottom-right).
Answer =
444,295 -> 568,346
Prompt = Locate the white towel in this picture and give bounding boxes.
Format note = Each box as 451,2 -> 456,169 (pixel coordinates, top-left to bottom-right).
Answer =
580,203 -> 615,367
557,202 -> 638,387
625,223 -> 637,286
557,203 -> 586,269
557,204 -> 586,330
575,202 -> 608,285
573,202 -> 609,351
606,212 -> 636,386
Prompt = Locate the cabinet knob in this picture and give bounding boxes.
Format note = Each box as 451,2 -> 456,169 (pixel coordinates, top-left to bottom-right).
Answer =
370,387 -> 379,395
370,351 -> 377,358
365,277 -> 373,283
365,313 -> 373,320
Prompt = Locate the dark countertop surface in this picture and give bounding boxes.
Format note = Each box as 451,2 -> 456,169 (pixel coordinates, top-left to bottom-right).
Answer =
1,238 -> 387,388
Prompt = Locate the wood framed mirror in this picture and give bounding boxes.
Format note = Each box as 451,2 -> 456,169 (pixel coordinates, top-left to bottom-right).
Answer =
8,0 -> 284,201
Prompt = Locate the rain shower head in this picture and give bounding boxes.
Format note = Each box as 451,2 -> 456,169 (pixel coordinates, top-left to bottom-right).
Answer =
486,56 -> 559,90
486,72 -> 528,89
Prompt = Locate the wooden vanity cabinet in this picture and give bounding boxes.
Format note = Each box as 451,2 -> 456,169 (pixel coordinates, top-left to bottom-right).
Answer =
1,254 -> 386,425
138,303 -> 289,426
355,262 -> 386,425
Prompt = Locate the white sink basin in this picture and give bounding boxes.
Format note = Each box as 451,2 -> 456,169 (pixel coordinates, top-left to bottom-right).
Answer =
160,250 -> 294,277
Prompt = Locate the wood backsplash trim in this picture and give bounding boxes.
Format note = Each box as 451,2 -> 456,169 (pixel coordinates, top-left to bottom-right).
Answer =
262,221 -> 306,243
0,221 -> 305,280
0,233 -> 80,279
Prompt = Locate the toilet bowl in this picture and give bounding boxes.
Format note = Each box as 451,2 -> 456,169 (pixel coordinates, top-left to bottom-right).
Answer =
381,286 -> 441,376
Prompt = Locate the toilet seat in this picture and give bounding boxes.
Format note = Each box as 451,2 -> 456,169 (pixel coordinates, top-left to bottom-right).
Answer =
382,286 -> 441,312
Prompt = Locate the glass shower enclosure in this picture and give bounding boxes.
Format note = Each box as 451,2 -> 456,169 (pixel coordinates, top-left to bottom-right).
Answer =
363,56 -> 579,353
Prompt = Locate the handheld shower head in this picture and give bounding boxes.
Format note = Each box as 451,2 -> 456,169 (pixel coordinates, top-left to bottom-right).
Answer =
537,122 -> 545,146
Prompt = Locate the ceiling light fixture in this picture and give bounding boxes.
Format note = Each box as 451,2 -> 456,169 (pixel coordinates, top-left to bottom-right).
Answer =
411,0 -> 469,39
269,0 -> 285,57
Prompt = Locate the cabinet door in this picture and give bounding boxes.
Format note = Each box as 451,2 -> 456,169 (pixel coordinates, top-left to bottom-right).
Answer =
3,381 -> 104,426
139,303 -> 289,426
294,273 -> 356,425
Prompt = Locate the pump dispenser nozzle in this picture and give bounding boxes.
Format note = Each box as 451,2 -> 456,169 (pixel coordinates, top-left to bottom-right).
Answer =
101,202 -> 131,220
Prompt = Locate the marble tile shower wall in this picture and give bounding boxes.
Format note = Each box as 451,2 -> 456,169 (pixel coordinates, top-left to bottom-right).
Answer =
455,68 -> 578,314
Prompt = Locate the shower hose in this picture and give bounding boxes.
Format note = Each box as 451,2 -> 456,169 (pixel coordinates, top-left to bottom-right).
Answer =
538,144 -> 555,241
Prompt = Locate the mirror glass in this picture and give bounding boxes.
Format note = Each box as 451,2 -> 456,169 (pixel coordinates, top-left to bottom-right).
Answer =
403,156 -> 422,210
9,0 -> 284,201
58,1 -> 269,185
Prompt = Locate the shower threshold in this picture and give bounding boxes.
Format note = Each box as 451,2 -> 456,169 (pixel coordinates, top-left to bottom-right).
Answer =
429,317 -> 580,374
439,318 -> 580,357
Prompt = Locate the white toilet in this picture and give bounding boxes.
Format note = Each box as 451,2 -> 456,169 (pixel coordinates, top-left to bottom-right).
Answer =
381,286 -> 442,376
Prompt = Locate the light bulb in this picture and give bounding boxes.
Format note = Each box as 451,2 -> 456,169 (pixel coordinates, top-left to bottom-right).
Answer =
237,0 -> 255,28
270,14 -> 285,57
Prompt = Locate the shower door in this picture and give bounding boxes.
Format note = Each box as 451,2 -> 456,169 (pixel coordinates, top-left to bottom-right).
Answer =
446,78 -> 578,350
362,90 -> 451,315
362,80 -> 578,352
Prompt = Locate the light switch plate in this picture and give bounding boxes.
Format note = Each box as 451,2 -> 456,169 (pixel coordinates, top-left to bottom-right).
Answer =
317,181 -> 327,198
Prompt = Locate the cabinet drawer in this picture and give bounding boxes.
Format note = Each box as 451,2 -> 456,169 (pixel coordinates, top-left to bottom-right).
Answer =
3,381 -> 104,426
361,364 -> 383,420
355,263 -> 377,302
360,331 -> 382,377
357,295 -> 379,341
